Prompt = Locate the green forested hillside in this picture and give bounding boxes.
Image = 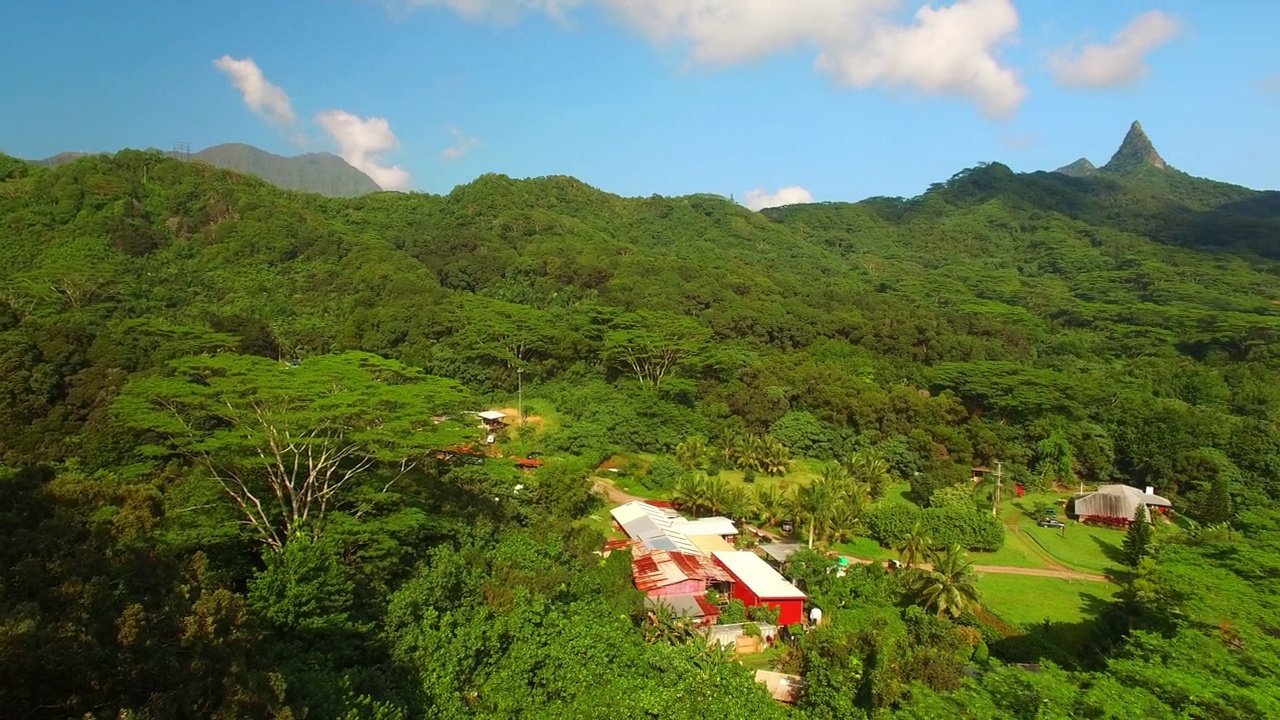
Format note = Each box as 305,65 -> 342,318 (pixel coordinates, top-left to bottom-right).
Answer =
2,146 -> 1279,718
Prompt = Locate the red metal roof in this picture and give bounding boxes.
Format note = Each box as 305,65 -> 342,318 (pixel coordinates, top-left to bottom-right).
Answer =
644,499 -> 674,509
513,457 -> 544,468
695,595 -> 721,618
631,550 -> 733,592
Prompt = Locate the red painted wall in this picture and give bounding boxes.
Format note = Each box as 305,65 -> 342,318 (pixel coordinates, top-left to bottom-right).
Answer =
726,579 -> 804,626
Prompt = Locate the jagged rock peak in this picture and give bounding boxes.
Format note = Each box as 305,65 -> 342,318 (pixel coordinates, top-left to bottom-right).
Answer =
1104,120 -> 1167,172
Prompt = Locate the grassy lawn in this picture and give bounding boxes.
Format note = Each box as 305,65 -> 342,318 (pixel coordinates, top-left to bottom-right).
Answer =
979,574 -> 1119,626
832,536 -> 895,561
971,532 -> 1051,569
717,457 -> 826,491
999,491 -> 1126,574
607,472 -> 670,500
736,645 -> 784,671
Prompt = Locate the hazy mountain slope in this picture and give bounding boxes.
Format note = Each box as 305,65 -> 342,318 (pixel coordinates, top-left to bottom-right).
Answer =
192,143 -> 380,197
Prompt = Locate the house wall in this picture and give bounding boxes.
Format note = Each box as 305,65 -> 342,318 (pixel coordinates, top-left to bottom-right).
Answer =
726,580 -> 805,626
763,597 -> 804,626
647,579 -> 707,598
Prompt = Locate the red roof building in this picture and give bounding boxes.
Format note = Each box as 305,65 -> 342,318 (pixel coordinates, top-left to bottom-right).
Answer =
713,551 -> 806,626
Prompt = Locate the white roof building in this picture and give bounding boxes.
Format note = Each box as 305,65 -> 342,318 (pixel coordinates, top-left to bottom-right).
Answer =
476,410 -> 507,421
712,551 -> 806,600
609,501 -> 737,556
678,517 -> 738,537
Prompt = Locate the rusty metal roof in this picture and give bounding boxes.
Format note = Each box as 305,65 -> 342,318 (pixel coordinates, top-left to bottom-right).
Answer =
631,550 -> 732,591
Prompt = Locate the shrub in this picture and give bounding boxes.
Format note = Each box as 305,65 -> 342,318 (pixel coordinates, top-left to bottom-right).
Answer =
720,599 -> 749,624
769,411 -> 832,457
911,460 -> 971,506
922,506 -> 1004,552
929,484 -> 975,509
865,503 -> 922,548
748,604 -> 781,625
742,622 -> 762,638
640,456 -> 684,492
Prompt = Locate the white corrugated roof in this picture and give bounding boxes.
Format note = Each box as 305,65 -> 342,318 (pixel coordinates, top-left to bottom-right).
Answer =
612,502 -> 701,555
476,410 -> 507,420
713,551 -> 806,599
675,517 -> 737,537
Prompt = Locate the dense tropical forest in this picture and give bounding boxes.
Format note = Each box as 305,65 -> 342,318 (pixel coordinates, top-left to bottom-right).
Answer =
2,122 -> 1279,719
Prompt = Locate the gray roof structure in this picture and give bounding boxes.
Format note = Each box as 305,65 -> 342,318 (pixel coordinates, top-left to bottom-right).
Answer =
1074,484 -> 1172,521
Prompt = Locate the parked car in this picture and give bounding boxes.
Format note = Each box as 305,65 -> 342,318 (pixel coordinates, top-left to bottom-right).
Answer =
1038,518 -> 1066,529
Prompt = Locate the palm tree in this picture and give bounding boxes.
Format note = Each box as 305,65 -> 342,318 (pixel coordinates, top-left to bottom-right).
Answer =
675,435 -> 710,472
828,503 -> 862,544
722,485 -> 754,523
761,436 -> 792,476
790,480 -> 836,549
719,432 -> 746,469
896,520 -> 932,569
843,451 -> 895,500
754,485 -> 785,527
673,472 -> 709,515
915,544 -> 980,618
702,473 -> 733,516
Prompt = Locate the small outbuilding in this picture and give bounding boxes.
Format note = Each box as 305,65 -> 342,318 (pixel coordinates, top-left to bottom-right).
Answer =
712,550 -> 806,626
754,671 -> 805,704
1073,484 -> 1172,523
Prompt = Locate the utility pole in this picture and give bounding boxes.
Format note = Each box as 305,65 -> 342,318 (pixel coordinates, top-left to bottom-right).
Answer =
517,366 -> 524,428
992,460 -> 1003,517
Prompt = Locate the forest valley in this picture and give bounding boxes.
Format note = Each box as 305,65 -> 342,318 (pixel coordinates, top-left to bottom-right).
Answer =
1,123 -> 1279,719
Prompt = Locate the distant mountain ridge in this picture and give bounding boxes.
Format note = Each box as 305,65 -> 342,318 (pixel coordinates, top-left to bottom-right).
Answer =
33,143 -> 380,198
190,144 -> 380,198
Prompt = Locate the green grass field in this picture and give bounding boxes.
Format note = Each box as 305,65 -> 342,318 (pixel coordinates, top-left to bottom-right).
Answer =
717,457 -> 826,491
978,574 -> 1119,626
1002,492 -> 1126,574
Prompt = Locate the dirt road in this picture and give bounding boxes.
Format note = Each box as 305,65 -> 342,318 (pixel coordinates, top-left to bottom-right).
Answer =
593,478 -> 644,505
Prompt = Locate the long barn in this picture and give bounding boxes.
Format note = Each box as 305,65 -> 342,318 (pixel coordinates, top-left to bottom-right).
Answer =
712,551 -> 806,626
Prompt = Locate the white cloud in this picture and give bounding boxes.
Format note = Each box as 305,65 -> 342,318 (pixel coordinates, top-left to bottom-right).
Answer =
1048,11 -> 1181,89
744,186 -> 814,211
440,127 -> 481,159
398,0 -> 1027,119
814,0 -> 1024,119
316,110 -> 412,190
405,0 -> 582,22
213,56 -> 298,127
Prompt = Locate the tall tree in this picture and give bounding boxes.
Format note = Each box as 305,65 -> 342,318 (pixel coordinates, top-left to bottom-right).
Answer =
115,352 -> 470,551
674,435 -> 710,472
897,520 -> 933,569
842,451 -> 895,499
602,311 -> 707,389
916,544 -> 980,618
1122,504 -> 1153,568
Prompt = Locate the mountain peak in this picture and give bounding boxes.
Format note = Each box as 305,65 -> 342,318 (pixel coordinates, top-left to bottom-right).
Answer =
1103,120 -> 1167,173
1055,157 -> 1097,178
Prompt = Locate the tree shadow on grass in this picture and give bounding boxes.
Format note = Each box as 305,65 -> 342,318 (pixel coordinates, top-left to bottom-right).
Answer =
1090,534 -> 1128,568
987,587 -> 1120,671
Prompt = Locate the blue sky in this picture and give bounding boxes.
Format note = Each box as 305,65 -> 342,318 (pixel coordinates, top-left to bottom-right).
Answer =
1,0 -> 1276,205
